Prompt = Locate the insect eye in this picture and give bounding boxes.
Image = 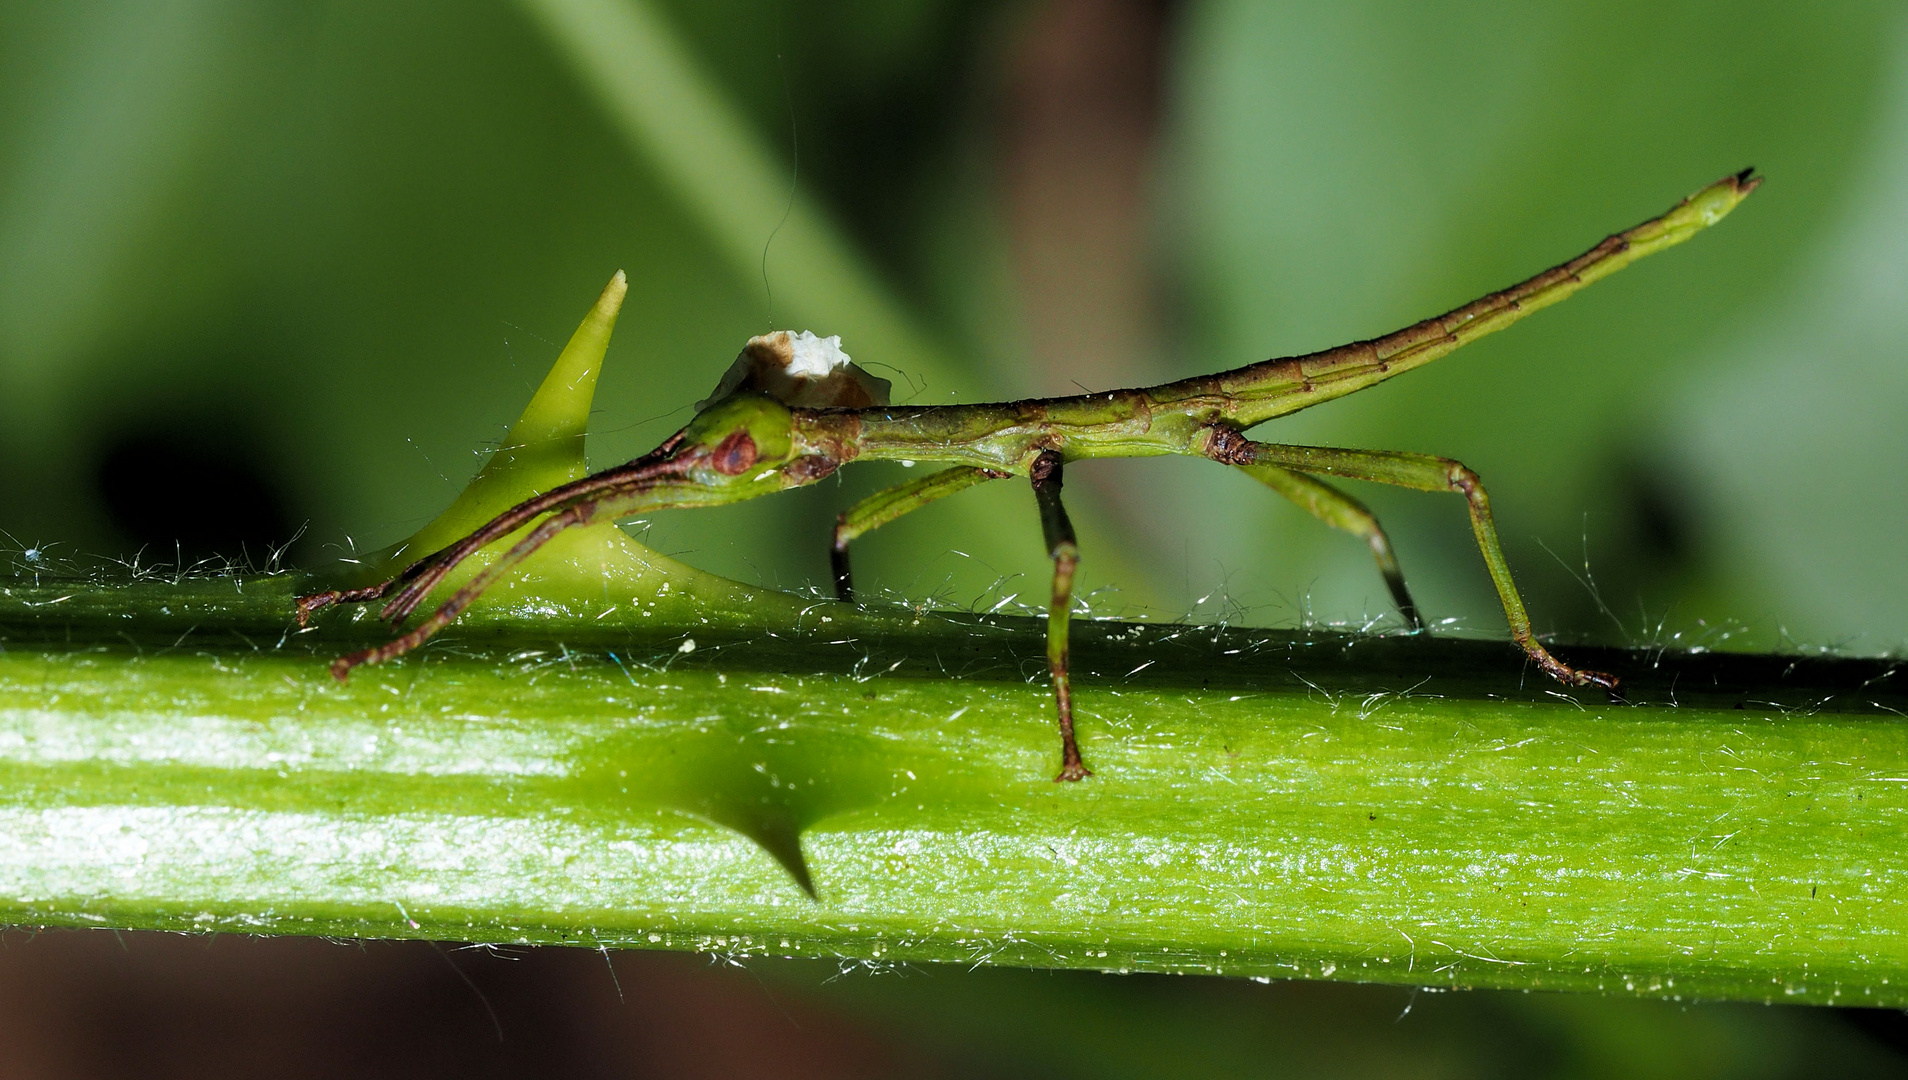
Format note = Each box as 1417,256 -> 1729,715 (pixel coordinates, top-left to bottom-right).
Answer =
709,430 -> 759,476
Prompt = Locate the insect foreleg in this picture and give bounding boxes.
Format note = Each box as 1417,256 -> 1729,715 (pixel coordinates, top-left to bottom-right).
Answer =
830,465 -> 1007,603
326,501 -> 600,680
294,577 -> 408,627
1206,432 -> 1616,692
1029,450 -> 1090,781
296,536 -> 467,626
377,455 -> 687,624
297,439 -> 692,629
1233,463 -> 1423,631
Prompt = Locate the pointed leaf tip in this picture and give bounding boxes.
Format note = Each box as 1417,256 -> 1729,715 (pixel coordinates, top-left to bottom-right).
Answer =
380,275 -> 631,561
597,269 -> 628,314
328,274 -> 813,625
503,272 -> 627,455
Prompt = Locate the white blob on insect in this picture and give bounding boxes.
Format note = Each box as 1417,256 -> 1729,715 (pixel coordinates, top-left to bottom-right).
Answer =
697,330 -> 892,411
783,331 -> 850,378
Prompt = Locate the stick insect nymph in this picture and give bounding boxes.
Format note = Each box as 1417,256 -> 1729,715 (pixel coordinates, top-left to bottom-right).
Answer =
299,171 -> 1760,781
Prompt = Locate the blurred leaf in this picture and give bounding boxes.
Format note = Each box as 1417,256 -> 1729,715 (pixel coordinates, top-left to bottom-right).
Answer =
513,0 -> 1153,607
515,0 -> 979,399
1667,36 -> 1908,650
1161,0 -> 1896,640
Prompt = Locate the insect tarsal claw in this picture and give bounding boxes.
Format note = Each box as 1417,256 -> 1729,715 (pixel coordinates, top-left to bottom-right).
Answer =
1054,763 -> 1094,783
1580,669 -> 1624,699
293,591 -> 335,628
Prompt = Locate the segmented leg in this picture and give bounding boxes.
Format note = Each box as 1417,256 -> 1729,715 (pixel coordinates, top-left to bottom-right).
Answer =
1235,463 -> 1423,630
296,435 -> 688,628
1029,450 -> 1090,781
1206,432 -> 1616,691
294,576 -> 408,627
830,465 -> 1007,602
326,501 -> 600,680
376,447 -> 689,624
300,480 -> 600,627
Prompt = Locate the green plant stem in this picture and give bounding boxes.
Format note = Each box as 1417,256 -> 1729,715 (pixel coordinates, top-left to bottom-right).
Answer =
3,575 -> 1905,1007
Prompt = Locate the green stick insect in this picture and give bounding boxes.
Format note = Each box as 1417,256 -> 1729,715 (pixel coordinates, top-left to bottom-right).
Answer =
299,171 -> 1759,781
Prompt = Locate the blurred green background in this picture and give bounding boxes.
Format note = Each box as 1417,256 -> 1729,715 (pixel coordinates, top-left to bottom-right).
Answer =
2,0 -> 1904,651
3,0 -> 1906,1074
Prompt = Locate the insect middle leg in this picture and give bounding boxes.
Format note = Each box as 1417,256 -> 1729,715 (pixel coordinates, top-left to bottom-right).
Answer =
1029,450 -> 1090,781
831,465 -> 1007,602
1234,463 -> 1423,631
1207,434 -> 1616,691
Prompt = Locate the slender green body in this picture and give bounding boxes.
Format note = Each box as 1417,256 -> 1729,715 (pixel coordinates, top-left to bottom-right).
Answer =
822,170 -> 1756,472
301,171 -> 1760,778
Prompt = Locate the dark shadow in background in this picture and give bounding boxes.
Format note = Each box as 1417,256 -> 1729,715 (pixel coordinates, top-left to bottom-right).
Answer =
92,420 -> 297,569
0,931 -> 914,1080
0,930 -> 1903,1080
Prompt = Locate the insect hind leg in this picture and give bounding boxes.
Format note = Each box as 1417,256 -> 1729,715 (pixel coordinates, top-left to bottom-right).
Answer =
1203,430 -> 1616,693
1233,462 -> 1423,631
